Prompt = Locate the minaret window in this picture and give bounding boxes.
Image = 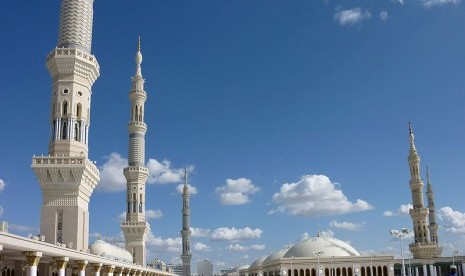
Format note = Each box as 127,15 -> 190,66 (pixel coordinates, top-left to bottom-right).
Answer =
139,194 -> 143,213
62,121 -> 68,139
63,101 -> 68,116
139,106 -> 143,121
133,193 -> 137,213
134,106 -> 139,122
77,103 -> 82,118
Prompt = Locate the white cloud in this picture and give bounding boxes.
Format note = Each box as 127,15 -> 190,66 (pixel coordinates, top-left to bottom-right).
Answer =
250,244 -> 266,250
240,255 -> 249,260
391,0 -> 404,4
0,179 -> 5,192
147,233 -> 182,253
334,8 -> 371,26
383,204 -> 412,217
227,243 -> 265,251
380,10 -> 389,21
98,153 -> 127,192
422,0 -> 460,8
329,220 -> 363,231
439,206 -> 465,234
193,242 -> 211,252
301,230 -> 334,241
269,175 -> 372,217
211,227 -> 262,241
227,243 -> 248,251
118,212 -> 126,221
0,206 -> 4,217
89,232 -> 125,244
216,178 -> 260,205
191,227 -> 211,238
176,184 -> 198,195
98,152 -> 191,192
146,160 -> 192,185
146,209 -> 163,219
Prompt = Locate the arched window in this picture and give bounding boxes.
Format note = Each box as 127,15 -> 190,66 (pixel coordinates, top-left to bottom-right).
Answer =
342,268 -> 347,276
300,269 -> 304,276
377,267 -> 381,276
74,123 -> 79,141
135,106 -> 139,122
62,121 -> 68,139
372,267 -> 376,276
312,269 -> 316,276
127,202 -> 130,214
348,267 -> 352,276
63,101 -> 68,115
361,267 -> 366,276
139,106 -> 143,121
306,269 -> 310,276
139,194 -> 143,213
325,268 -> 329,276
77,103 -> 82,117
382,267 -> 387,276
337,268 -> 341,276
133,193 -> 137,213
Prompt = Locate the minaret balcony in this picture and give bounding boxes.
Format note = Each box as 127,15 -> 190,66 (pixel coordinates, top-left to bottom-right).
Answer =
46,48 -> 100,84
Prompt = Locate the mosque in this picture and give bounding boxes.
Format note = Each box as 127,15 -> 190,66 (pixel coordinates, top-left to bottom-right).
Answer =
239,124 -> 464,276
0,1 -> 463,276
0,0 -> 191,276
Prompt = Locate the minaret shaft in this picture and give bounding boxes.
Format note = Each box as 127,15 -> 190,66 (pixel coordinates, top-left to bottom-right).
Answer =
32,0 -> 99,252
407,123 -> 442,259
121,39 -> 150,266
181,169 -> 192,276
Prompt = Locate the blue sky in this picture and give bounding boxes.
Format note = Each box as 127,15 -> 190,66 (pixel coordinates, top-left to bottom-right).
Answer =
1,0 -> 465,272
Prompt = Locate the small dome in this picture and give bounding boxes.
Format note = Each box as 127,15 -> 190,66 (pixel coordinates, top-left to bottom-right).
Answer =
283,236 -> 360,258
263,247 -> 291,265
90,240 -> 133,263
249,256 -> 267,269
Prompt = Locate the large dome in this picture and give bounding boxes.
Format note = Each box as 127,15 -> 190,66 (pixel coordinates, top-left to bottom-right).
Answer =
249,256 -> 267,269
90,240 -> 133,263
263,247 -> 291,265
283,236 -> 360,258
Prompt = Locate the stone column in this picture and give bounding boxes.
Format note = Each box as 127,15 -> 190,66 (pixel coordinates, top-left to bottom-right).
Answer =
114,267 -> 123,276
104,265 -> 115,276
429,265 -> 435,276
415,267 -> 419,276
422,265 -> 427,276
54,257 -> 69,276
461,264 -> 465,276
23,251 -> 42,276
124,268 -> 132,276
76,260 -> 88,276
91,263 -> 102,276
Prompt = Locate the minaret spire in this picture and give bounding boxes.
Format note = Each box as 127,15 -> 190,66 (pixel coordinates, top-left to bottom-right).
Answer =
121,37 -> 150,265
181,168 -> 192,276
32,0 -> 100,251
407,123 -> 442,258
426,167 -> 439,245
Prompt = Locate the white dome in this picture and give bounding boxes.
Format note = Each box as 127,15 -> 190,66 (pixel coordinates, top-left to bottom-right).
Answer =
263,247 -> 291,265
249,256 -> 267,269
234,265 -> 250,272
90,240 -> 133,263
283,236 -> 360,258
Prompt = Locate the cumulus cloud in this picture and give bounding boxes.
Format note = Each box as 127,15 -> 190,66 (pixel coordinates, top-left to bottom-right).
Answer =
193,242 -> 211,252
0,179 -> 5,192
98,152 -> 191,192
90,232 -> 125,243
334,8 -> 371,26
191,227 -> 211,238
422,0 -> 460,8
301,230 -> 334,241
211,227 -> 262,241
329,220 -> 363,231
383,204 -> 412,217
380,11 -> 389,21
391,0 -> 404,4
227,243 -> 248,251
439,207 -> 465,234
216,178 -> 260,205
146,209 -> 163,219
227,243 -> 265,251
147,233 -> 182,253
118,212 -> 126,221
176,184 -> 198,195
269,175 -> 372,217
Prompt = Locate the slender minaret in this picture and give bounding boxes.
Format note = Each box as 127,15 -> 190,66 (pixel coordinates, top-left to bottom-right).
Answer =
32,0 -> 100,251
407,123 -> 442,258
121,38 -> 150,266
181,168 -> 192,276
426,167 -> 440,247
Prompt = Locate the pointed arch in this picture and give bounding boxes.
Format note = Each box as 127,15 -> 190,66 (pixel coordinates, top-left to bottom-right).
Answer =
62,121 -> 68,139
63,101 -> 68,116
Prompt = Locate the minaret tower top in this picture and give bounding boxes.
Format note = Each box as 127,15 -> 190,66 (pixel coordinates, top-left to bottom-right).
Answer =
181,168 -> 192,276
121,38 -> 150,266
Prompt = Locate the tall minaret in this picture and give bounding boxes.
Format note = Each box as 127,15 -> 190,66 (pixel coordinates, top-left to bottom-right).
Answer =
181,168 -> 192,276
121,38 -> 150,266
32,0 -> 100,251
407,123 -> 442,258
426,167 -> 440,247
